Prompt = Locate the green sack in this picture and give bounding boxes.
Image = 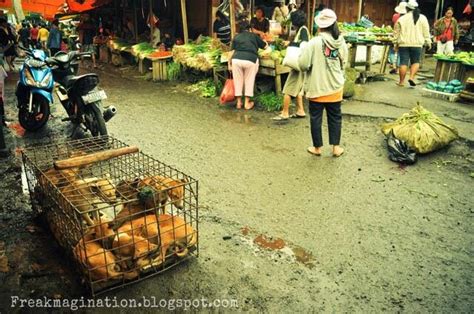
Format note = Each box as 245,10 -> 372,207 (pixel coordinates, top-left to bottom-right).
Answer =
381,104 -> 459,154
449,79 -> 462,87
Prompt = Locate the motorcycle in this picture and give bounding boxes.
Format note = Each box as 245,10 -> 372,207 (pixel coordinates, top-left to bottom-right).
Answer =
16,48 -> 54,131
16,48 -> 116,136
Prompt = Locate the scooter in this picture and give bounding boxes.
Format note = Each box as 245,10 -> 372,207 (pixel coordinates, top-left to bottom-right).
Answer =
16,47 -> 116,136
49,50 -> 116,136
15,48 -> 54,131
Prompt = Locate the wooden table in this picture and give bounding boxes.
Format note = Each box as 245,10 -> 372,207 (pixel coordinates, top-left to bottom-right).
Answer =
348,41 -> 392,74
146,55 -> 173,81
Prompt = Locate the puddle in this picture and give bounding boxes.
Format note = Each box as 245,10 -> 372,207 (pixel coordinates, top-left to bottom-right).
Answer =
219,111 -> 257,125
20,162 -> 30,195
254,234 -> 286,250
240,226 -> 315,269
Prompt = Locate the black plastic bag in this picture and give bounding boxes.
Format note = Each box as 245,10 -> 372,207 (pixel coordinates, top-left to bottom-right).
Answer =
386,130 -> 417,165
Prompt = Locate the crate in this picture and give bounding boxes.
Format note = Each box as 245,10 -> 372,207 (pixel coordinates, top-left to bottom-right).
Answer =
22,136 -> 199,296
421,88 -> 460,102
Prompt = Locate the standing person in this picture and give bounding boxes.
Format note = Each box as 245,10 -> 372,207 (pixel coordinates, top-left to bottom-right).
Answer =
251,7 -> 270,39
272,0 -> 289,25
228,20 -> 268,110
213,11 -> 231,46
273,10 -> 308,121
389,1 -> 407,74
78,15 -> 97,68
19,22 -> 30,48
434,7 -> 459,55
393,0 -> 431,87
298,9 -> 347,157
288,0 -> 297,14
151,21 -> 161,47
0,18 -> 17,71
38,24 -> 49,50
47,19 -> 62,56
30,24 -> 39,48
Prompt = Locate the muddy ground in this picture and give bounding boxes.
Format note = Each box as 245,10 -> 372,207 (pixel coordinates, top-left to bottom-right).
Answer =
0,60 -> 473,312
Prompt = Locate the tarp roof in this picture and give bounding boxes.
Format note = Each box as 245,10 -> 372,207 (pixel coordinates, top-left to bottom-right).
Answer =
0,0 -> 112,20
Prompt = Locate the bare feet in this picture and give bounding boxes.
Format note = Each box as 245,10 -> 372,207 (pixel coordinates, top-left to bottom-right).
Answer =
307,146 -> 322,156
332,146 -> 344,157
244,101 -> 254,110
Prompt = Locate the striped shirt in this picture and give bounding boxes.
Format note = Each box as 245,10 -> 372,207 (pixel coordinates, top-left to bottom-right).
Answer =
213,20 -> 231,45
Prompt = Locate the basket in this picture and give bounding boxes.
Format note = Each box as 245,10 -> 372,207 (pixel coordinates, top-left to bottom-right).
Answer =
421,88 -> 460,102
22,135 -> 199,296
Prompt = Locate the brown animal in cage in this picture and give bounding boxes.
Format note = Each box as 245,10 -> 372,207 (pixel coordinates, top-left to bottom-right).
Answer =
73,224 -> 139,281
115,214 -> 197,266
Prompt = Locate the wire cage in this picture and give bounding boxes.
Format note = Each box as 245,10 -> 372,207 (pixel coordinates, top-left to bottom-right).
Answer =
21,135 -> 199,296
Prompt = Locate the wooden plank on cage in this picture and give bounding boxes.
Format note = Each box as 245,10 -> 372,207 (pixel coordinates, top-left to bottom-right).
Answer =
54,147 -> 139,169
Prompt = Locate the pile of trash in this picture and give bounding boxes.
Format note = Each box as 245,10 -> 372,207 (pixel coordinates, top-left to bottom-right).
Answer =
381,104 -> 459,164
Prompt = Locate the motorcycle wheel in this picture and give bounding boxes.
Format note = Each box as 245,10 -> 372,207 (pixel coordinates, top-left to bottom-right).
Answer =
18,96 -> 50,132
84,101 -> 107,137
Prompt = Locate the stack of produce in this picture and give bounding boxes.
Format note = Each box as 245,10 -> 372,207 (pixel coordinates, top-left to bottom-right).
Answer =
257,38 -> 286,64
108,38 -> 133,51
434,51 -> 474,65
381,104 -> 459,154
172,37 -> 224,72
426,80 -> 464,94
339,23 -> 394,43
131,42 -> 156,58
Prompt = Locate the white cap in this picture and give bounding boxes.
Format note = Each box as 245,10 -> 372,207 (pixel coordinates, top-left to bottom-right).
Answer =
395,2 -> 407,14
315,9 -> 337,29
406,0 -> 418,10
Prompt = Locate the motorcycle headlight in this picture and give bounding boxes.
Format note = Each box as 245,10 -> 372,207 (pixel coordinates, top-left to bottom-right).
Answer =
24,68 -> 35,86
40,73 -> 52,88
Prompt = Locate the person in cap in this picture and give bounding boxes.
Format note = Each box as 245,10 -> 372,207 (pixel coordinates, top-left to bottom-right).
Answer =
298,9 -> 347,157
389,1 -> 407,74
433,7 -> 459,55
272,9 -> 308,121
272,0 -> 289,25
288,0 -> 297,14
393,0 -> 431,87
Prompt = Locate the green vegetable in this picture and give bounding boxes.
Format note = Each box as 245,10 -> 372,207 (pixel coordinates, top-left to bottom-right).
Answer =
255,92 -> 283,112
167,62 -> 182,81
189,79 -> 219,98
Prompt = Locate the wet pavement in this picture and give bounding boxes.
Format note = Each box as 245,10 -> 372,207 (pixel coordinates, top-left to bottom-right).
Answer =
0,60 -> 473,312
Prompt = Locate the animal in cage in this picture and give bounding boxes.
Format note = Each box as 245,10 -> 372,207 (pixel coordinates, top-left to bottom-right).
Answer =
73,222 -> 139,281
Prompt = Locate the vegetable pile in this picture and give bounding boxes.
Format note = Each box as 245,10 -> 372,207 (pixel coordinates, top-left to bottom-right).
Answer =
187,79 -> 219,98
131,42 -> 156,58
108,38 -> 133,51
434,51 -> 474,65
255,92 -> 283,112
172,36 -> 224,72
425,80 -> 464,94
381,104 -> 459,154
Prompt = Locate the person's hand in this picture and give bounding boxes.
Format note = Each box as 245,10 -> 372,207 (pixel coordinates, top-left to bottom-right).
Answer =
283,40 -> 290,47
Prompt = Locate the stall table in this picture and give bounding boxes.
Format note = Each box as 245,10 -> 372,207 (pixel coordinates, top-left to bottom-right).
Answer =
147,55 -> 173,81
347,41 -> 392,74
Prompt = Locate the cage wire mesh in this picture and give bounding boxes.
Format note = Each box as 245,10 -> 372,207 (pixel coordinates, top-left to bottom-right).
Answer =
22,135 -> 199,295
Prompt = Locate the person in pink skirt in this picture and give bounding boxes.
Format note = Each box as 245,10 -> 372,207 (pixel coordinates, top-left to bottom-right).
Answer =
228,20 -> 268,110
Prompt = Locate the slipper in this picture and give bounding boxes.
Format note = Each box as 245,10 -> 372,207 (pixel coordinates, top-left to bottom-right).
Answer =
272,115 -> 289,121
290,113 -> 306,119
389,69 -> 397,74
307,147 -> 321,156
408,79 -> 416,87
396,83 -> 404,87
333,148 -> 345,158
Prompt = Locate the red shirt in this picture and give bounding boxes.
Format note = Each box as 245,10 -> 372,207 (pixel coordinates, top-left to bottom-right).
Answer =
439,19 -> 454,41
30,27 -> 38,40
392,13 -> 401,25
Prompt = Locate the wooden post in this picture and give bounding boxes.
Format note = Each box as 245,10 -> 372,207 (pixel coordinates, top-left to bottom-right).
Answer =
134,0 -> 139,42
306,1 -> 311,30
180,0 -> 189,44
149,0 -> 154,45
358,0 -> 363,21
229,0 -> 236,39
310,0 -> 316,35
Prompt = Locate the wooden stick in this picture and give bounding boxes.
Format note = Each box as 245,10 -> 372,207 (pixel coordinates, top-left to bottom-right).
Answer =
310,0 -> 317,35
180,0 -> 189,44
229,0 -> 236,39
54,147 -> 139,170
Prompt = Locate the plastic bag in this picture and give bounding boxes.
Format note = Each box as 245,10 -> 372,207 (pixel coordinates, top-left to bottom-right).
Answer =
386,130 -> 417,165
463,1 -> 472,14
381,104 -> 459,154
219,78 -> 235,104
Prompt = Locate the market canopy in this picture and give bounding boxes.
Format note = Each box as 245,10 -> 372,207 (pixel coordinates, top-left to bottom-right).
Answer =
0,0 -> 112,20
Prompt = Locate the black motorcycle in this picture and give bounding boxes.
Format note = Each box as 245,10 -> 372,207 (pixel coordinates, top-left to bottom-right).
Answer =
49,50 -> 116,136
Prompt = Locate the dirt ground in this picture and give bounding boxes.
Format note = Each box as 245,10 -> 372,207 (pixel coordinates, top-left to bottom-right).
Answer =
0,59 -> 473,312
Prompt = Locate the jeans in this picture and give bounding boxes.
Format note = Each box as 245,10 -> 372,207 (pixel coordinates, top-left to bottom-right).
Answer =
309,100 -> 342,147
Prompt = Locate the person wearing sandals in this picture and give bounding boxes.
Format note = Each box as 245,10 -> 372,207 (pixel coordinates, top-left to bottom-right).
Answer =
272,9 -> 308,121
393,0 -> 431,87
298,9 -> 347,157
228,20 -> 268,110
